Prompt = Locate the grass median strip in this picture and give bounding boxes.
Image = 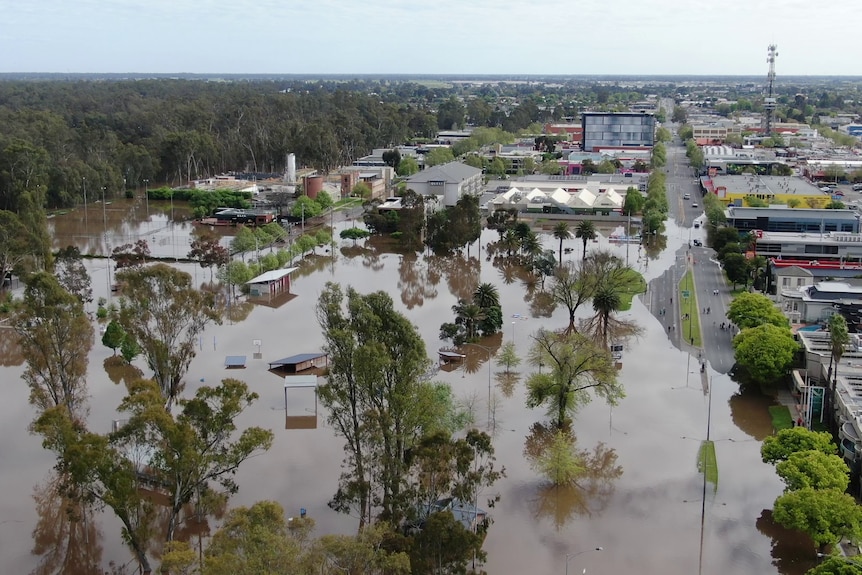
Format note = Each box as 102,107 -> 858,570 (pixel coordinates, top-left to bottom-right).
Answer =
679,269 -> 702,348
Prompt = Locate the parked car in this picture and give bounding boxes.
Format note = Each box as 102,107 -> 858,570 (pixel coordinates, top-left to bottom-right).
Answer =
853,183 -> 862,191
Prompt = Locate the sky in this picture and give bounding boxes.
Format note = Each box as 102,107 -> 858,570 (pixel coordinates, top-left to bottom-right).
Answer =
3,0 -> 862,76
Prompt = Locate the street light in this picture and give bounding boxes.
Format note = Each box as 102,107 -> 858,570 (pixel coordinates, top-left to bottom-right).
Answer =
511,321 -> 516,342
565,547 -> 602,575
461,342 -> 493,429
82,177 -> 88,227
143,179 -> 149,214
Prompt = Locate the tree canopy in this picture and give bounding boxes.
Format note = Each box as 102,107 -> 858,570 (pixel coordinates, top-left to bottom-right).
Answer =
116,263 -> 220,405
732,323 -> 798,383
761,427 -> 837,465
727,292 -> 789,329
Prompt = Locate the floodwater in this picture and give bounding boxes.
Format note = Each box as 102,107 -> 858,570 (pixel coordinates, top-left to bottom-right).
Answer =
0,200 -> 816,575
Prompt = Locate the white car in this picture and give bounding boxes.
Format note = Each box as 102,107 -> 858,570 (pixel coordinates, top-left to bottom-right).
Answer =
692,203 -> 699,209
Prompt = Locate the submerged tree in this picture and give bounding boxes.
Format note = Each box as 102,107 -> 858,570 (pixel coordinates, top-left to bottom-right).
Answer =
188,235 -> 230,282
317,283 -> 438,526
116,264 -> 220,406
575,220 -> 597,261
552,222 -> 572,267
116,378 -> 274,542
34,407 -> 157,574
526,329 -> 623,429
440,282 -> 503,345
773,488 -> 862,553
54,246 -> 93,305
15,272 -> 94,417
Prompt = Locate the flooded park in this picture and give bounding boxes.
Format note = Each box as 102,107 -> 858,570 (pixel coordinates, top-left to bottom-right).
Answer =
0,196 -> 819,574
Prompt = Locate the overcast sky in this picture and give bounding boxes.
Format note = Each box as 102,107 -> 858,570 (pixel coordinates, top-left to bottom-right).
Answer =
3,0 -> 860,76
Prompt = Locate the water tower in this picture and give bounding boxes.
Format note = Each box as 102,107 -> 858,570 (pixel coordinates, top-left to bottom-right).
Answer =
285,153 -> 297,185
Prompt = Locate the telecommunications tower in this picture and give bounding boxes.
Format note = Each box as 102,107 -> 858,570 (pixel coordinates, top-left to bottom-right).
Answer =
763,44 -> 778,136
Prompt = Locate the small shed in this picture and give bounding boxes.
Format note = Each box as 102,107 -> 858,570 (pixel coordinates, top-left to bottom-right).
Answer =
224,355 -> 247,369
245,267 -> 298,298
438,350 -> 466,365
268,352 -> 329,373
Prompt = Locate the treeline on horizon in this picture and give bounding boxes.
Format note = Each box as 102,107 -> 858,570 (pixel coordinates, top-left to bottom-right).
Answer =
0,77 -> 860,214
0,78 -> 623,212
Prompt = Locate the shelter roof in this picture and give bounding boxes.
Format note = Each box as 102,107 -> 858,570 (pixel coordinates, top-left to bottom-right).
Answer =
246,267 -> 298,284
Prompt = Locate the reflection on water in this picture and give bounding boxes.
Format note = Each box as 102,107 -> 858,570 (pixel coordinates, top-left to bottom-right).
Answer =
397,253 -> 439,310
0,327 -> 24,367
31,473 -> 103,575
729,381 -> 776,441
428,253 -> 480,303
522,423 -> 623,529
103,356 -> 143,388
527,291 -> 557,319
495,372 -> 520,398
756,508 -> 818,575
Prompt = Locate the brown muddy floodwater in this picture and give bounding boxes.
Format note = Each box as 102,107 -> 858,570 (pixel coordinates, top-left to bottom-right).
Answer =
0,200 -> 815,575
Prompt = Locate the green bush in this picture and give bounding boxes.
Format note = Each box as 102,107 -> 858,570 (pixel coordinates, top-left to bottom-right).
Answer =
147,187 -> 252,212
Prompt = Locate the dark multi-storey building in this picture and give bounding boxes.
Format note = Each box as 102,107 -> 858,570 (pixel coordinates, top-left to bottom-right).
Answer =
581,112 -> 655,152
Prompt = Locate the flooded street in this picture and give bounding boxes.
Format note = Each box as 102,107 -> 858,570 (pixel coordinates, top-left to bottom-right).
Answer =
0,203 -> 815,574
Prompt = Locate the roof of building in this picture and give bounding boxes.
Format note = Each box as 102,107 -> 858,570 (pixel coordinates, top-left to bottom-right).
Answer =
406,161 -> 481,185
802,281 -> 862,302
726,206 -> 859,221
774,265 -> 814,277
224,355 -> 247,367
269,352 -> 327,366
246,267 -> 298,284
711,174 -> 827,197
759,231 -> 862,245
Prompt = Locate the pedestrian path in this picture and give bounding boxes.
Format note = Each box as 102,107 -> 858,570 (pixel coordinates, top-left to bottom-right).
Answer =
776,387 -> 803,423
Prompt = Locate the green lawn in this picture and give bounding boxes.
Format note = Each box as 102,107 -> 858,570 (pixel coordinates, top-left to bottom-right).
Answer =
618,269 -> 647,311
697,440 -> 718,492
334,197 -> 362,209
768,405 -> 794,431
679,270 -> 702,348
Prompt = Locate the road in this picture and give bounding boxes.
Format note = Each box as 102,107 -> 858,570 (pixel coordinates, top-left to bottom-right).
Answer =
644,113 -> 737,374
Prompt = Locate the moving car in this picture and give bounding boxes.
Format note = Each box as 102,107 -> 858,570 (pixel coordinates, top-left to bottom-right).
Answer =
683,193 -> 691,200
692,202 -> 699,208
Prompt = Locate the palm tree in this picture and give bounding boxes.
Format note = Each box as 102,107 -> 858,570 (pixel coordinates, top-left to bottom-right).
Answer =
826,313 -> 849,431
590,284 -> 622,350
552,222 -> 572,267
520,231 -> 542,265
501,229 -> 519,257
575,221 -> 597,262
473,283 -> 500,311
458,302 -> 486,341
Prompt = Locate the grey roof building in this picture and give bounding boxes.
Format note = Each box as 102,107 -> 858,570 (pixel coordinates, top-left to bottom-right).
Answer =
405,161 -> 483,207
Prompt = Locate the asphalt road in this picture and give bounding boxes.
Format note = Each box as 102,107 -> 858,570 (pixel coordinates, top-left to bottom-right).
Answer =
644,123 -> 737,374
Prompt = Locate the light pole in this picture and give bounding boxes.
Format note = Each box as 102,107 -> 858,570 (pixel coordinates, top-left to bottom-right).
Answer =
82,177 -> 88,227
511,321 -> 516,342
143,179 -> 149,214
461,342 -> 493,429
565,547 -> 602,575
101,186 -> 107,228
